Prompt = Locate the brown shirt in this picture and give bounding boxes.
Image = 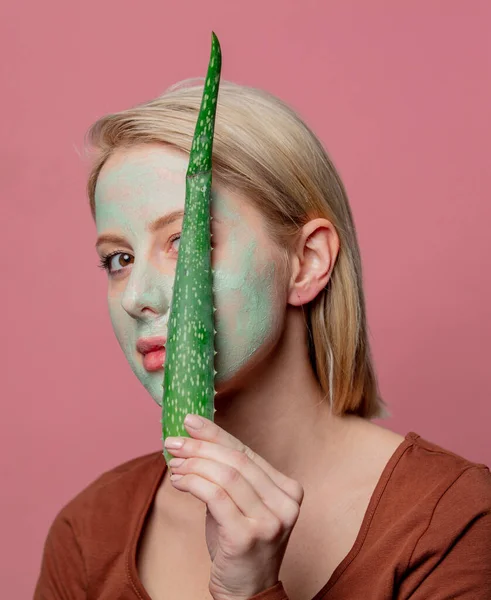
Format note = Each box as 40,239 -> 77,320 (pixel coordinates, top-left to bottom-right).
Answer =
34,432 -> 491,599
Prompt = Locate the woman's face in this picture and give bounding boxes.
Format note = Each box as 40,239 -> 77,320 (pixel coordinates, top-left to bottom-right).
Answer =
94,144 -> 288,405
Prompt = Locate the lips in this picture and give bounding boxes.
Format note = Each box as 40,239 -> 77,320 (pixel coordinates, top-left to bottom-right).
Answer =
137,337 -> 166,372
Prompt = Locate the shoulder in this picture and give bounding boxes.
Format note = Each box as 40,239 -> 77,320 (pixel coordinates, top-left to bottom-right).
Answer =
392,435 -> 491,593
367,432 -> 491,576
35,451 -> 166,597
401,432 -> 491,496
53,450 -> 165,536
388,432 -> 491,534
350,421 -> 490,505
371,430 -> 491,533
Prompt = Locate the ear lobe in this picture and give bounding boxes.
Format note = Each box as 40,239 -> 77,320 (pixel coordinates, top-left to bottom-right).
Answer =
287,218 -> 339,307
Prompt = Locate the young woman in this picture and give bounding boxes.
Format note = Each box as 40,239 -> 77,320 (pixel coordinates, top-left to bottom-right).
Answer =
35,81 -> 491,600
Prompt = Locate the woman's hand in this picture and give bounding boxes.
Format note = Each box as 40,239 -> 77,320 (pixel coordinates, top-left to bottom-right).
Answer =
164,414 -> 304,600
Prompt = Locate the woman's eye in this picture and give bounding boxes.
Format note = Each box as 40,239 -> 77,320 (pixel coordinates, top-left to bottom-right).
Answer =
100,252 -> 134,274
111,253 -> 134,271
99,236 -> 179,275
171,235 -> 181,252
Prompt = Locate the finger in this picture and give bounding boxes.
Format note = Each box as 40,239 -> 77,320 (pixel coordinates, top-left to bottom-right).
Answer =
166,437 -> 301,527
170,469 -> 245,530
183,414 -> 304,505
170,456 -> 279,523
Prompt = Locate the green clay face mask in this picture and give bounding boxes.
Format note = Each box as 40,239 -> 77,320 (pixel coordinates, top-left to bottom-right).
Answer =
94,144 -> 282,405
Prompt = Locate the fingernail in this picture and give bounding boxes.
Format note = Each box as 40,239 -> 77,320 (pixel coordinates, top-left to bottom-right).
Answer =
165,437 -> 184,449
170,473 -> 183,481
184,414 -> 205,429
169,458 -> 185,467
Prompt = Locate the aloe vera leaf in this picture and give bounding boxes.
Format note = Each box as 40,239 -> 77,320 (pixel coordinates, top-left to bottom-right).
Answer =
161,32 -> 222,463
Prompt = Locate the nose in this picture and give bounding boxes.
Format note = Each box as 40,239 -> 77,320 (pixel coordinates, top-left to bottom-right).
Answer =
120,259 -> 173,320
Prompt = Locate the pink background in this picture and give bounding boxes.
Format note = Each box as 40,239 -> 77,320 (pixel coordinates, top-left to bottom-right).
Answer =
1,0 -> 490,595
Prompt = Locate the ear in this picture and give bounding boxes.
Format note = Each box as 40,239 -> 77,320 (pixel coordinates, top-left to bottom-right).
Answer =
287,218 -> 340,306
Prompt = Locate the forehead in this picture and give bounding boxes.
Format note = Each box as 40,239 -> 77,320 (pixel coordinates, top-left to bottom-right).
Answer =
93,144 -> 269,243
97,145 -> 188,190
94,145 -> 188,223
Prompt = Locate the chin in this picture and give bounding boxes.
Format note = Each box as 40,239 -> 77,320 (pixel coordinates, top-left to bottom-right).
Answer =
128,361 -> 165,407
148,385 -> 164,407
146,375 -> 165,407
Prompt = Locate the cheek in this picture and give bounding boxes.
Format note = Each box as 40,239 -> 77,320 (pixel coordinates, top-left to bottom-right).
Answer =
215,262 -> 277,334
213,248 -> 281,378
107,285 -> 130,347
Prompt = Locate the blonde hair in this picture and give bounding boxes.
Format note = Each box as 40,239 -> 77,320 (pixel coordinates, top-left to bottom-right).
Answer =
85,79 -> 387,419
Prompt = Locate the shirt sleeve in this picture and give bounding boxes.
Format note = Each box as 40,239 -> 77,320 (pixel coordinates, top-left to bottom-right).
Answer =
248,581 -> 289,599
33,508 -> 87,600
399,466 -> 491,599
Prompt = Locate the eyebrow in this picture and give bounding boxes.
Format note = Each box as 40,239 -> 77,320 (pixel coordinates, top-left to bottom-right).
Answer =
95,209 -> 185,250
148,209 -> 185,233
